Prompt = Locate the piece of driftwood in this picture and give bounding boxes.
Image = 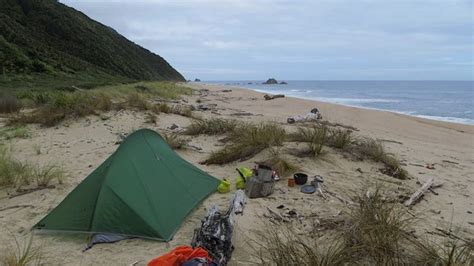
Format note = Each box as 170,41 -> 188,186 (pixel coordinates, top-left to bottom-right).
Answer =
191,190 -> 246,265
0,204 -> 34,212
9,185 -> 55,199
264,94 -> 285,100
404,178 -> 434,206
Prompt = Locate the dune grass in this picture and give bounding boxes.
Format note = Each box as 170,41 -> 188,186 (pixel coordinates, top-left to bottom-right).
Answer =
255,188 -> 472,265
0,126 -> 30,140
289,126 -> 328,157
327,128 -> 353,149
204,122 -> 286,164
163,133 -> 189,150
1,235 -> 43,266
184,117 -> 239,135
10,82 -> 190,127
263,147 -> 298,177
0,148 -> 65,188
356,138 -> 408,179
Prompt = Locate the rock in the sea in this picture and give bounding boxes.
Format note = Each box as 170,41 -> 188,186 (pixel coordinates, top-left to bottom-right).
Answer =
263,78 -> 278,84
280,81 -> 288,84
194,78 -> 201,82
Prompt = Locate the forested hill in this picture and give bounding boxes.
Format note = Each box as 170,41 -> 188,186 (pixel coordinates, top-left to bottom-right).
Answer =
0,0 -> 185,88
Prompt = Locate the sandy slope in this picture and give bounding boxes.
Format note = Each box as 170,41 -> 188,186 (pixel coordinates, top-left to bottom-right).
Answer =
0,83 -> 472,265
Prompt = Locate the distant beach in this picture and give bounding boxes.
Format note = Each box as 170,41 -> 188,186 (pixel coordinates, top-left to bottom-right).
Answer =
209,80 -> 474,125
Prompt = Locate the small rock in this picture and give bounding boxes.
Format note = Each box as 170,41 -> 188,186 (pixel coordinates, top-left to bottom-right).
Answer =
169,124 -> 179,130
88,164 -> 92,168
467,211 -> 472,214
356,168 -> 363,173
277,205 -> 285,209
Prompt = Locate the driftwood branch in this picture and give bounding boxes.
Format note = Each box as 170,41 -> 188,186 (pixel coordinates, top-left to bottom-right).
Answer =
404,178 -> 434,206
191,190 -> 246,265
9,185 -> 55,199
0,204 -> 34,212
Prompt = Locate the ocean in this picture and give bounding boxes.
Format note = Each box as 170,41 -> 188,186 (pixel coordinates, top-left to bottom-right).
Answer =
208,80 -> 474,125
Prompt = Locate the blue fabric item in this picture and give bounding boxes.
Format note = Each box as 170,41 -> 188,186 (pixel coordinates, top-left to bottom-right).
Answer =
83,234 -> 132,251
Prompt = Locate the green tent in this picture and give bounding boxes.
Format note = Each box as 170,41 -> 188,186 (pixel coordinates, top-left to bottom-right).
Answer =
33,129 -> 220,241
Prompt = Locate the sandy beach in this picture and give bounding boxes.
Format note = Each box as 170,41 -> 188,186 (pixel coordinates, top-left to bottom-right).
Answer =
0,82 -> 472,265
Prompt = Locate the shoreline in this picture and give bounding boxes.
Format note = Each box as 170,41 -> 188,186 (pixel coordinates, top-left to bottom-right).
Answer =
199,82 -> 474,132
204,82 -> 474,126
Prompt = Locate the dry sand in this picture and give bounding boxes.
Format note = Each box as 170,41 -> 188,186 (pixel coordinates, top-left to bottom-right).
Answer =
0,82 -> 472,265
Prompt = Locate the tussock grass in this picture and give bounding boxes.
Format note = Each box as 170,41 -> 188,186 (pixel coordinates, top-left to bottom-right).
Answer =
412,239 -> 474,265
255,188 -> 471,265
204,122 -> 286,164
0,148 -> 65,188
255,226 -> 352,265
144,113 -> 157,124
289,126 -> 328,157
263,147 -> 298,177
327,128 -> 352,149
1,235 -> 43,266
10,82 -> 190,127
0,149 -> 31,187
184,118 -> 239,135
170,105 -> 193,117
34,164 -> 65,187
163,133 -> 189,149
126,92 -> 150,110
343,188 -> 414,263
0,126 -> 30,140
0,95 -> 21,113
357,138 -> 408,179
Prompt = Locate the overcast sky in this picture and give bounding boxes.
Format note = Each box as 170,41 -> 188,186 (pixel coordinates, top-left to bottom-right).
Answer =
61,0 -> 472,80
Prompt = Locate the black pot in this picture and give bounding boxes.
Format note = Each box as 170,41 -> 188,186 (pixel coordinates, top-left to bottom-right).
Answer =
293,173 -> 308,185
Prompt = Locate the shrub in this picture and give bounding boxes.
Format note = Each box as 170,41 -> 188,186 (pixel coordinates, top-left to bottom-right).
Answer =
184,118 -> 239,135
0,95 -> 21,113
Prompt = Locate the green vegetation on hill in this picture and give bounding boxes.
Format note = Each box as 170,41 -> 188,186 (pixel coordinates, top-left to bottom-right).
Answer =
0,0 -> 184,90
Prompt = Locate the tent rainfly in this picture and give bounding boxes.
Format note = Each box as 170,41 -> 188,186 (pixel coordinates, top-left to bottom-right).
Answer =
33,129 -> 220,242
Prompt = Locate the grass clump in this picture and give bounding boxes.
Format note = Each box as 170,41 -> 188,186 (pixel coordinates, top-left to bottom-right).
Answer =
0,149 -> 31,187
357,138 -> 408,179
256,187 -> 473,265
263,147 -> 298,177
184,118 -> 239,135
289,126 -> 328,157
327,128 -> 352,149
34,164 -> 65,187
255,226 -> 352,265
144,113 -> 157,124
163,133 -> 189,149
1,235 -> 43,266
343,189 -> 414,264
0,95 -> 21,113
0,126 -> 30,140
204,122 -> 286,164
